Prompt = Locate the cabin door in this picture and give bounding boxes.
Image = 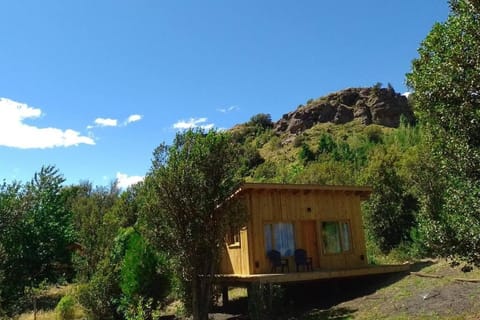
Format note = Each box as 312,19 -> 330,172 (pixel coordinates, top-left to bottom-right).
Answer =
301,220 -> 319,268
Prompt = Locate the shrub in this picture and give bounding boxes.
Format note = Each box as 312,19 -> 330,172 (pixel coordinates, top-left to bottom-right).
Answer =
298,143 -> 315,163
248,113 -> 273,131
76,260 -> 120,319
55,295 -> 75,320
253,161 -> 278,181
292,134 -> 305,148
317,133 -> 337,154
119,230 -> 172,308
364,126 -> 383,144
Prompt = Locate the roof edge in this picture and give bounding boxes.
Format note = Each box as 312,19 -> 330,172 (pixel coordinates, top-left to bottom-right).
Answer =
237,182 -> 372,199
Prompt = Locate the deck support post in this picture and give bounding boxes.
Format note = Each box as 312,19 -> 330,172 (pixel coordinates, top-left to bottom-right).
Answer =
221,285 -> 229,306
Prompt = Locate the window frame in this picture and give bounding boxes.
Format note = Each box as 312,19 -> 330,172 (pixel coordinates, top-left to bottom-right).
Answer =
321,220 -> 352,255
264,221 -> 296,257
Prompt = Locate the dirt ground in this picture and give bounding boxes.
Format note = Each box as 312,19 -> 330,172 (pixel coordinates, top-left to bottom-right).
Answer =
210,260 -> 480,320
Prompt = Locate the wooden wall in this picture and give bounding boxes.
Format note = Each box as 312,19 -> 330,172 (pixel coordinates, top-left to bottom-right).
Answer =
219,186 -> 369,275
219,228 -> 250,274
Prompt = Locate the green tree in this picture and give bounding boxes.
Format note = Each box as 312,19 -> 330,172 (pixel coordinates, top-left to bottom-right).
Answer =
363,149 -> 417,253
0,166 -> 75,312
70,182 -> 119,279
406,0 -> 480,265
142,129 -> 245,320
248,113 -> 273,130
119,228 -> 171,318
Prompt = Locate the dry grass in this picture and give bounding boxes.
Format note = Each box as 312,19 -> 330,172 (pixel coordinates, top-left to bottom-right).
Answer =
16,284 -> 86,320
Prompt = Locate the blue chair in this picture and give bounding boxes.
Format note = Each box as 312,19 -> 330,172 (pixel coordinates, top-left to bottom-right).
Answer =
267,250 -> 289,273
294,249 -> 313,271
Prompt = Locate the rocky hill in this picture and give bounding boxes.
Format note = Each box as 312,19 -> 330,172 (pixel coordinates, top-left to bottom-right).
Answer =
274,86 -> 414,134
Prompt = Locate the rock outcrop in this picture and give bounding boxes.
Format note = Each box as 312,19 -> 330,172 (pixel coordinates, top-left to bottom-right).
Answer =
274,87 -> 414,134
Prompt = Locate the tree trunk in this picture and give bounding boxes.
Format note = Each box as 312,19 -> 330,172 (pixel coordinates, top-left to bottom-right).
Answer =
191,258 -> 216,320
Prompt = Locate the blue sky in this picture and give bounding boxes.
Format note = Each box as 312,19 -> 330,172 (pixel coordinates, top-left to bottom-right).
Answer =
0,1 -> 449,188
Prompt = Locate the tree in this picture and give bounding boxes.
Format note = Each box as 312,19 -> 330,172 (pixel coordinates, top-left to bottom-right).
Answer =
0,166 -> 75,312
248,113 -> 273,130
69,182 -> 120,279
142,129 -> 245,320
24,165 -> 75,278
0,181 -> 22,314
406,0 -> 480,265
363,148 -> 417,253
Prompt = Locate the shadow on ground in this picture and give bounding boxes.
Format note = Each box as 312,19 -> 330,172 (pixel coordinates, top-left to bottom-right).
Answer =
213,261 -> 434,319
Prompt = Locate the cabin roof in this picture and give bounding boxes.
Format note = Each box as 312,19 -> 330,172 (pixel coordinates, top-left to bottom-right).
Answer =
237,182 -> 372,200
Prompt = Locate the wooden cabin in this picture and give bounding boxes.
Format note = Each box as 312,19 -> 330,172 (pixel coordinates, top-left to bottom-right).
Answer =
219,183 -> 408,283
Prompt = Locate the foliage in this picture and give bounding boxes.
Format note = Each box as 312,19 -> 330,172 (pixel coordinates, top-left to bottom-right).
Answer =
406,0 -> 480,265
123,297 -> 162,320
119,228 -> 171,315
76,260 -> 119,320
238,144 -> 265,177
298,143 -> 315,164
55,295 -> 75,320
120,230 -> 156,298
77,227 -> 171,320
248,113 -> 273,130
142,129 -> 245,320
0,166 -> 75,313
363,148 -> 417,253
106,183 -> 143,229
252,161 -> 279,181
69,182 -> 119,279
317,133 -> 337,155
231,114 -> 273,145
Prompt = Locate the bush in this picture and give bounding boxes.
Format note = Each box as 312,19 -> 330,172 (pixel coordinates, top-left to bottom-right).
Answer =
364,126 -> 383,144
76,228 -> 173,319
248,113 -> 273,130
298,143 -> 315,163
253,161 -> 278,181
55,295 -> 75,320
76,261 -> 120,320
119,230 -> 172,313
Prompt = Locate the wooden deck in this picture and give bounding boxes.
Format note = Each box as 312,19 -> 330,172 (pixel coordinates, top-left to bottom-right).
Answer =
216,264 -> 410,284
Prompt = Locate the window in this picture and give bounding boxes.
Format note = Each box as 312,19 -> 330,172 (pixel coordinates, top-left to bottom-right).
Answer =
226,226 -> 241,247
321,221 -> 351,254
264,222 -> 295,256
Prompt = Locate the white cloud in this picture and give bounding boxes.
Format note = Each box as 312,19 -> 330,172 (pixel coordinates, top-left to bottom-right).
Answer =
217,105 -> 239,113
94,118 -> 118,127
0,97 -> 95,149
402,92 -> 412,98
116,172 -> 144,189
126,114 -> 142,124
89,114 -> 143,129
173,117 -> 214,130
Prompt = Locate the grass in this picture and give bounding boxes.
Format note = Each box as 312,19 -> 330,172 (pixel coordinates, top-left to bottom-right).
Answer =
329,260 -> 480,320
16,284 -> 86,320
